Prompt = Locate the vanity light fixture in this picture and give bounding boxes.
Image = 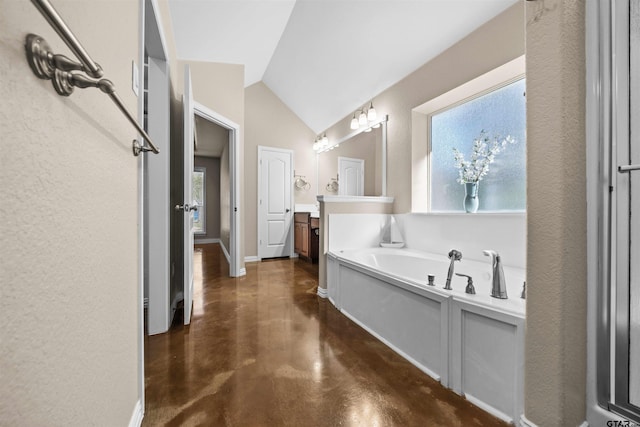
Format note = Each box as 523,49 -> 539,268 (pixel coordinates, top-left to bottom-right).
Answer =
321,133 -> 329,148
367,102 -> 377,121
350,113 -> 359,130
358,109 -> 368,126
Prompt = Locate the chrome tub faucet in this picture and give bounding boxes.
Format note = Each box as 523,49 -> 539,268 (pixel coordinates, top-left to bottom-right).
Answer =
483,250 -> 508,299
445,249 -> 462,290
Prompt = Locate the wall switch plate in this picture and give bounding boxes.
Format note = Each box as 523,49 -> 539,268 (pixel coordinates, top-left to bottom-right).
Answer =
132,61 -> 139,96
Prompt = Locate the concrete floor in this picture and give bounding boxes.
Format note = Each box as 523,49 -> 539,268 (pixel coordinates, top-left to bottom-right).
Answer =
143,244 -> 508,426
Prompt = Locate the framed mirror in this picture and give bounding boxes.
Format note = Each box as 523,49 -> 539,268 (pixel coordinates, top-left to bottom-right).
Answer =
316,116 -> 387,197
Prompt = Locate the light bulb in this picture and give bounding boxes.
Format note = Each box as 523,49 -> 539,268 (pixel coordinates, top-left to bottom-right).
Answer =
350,113 -> 359,130
367,102 -> 377,121
322,133 -> 328,146
358,110 -> 367,126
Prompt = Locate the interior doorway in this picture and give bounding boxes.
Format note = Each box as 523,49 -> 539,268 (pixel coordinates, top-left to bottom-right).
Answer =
193,102 -> 243,277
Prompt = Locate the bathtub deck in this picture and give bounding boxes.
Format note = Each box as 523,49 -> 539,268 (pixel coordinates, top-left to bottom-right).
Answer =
143,243 -> 510,427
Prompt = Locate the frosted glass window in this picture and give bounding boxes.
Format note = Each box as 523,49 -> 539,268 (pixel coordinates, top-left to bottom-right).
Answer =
430,78 -> 526,212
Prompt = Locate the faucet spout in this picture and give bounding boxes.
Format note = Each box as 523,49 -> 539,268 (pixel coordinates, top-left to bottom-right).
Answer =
483,250 -> 507,299
445,249 -> 462,290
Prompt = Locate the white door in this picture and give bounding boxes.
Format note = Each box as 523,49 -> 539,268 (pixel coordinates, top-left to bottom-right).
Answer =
179,65 -> 195,325
338,157 -> 364,196
258,147 -> 293,259
146,55 -> 171,335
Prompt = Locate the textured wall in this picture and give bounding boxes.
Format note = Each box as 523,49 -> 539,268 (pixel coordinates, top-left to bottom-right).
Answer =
524,0 -> 587,425
0,0 -> 140,424
244,82 -> 317,258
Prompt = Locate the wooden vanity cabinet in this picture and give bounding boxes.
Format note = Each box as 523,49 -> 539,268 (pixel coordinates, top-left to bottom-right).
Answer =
294,213 -> 319,263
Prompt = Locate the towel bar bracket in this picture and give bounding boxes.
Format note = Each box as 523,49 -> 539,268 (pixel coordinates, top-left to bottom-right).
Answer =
132,139 -> 154,157
25,32 -> 159,155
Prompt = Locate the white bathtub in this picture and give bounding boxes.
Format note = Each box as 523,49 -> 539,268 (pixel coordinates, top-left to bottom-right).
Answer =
327,247 -> 526,424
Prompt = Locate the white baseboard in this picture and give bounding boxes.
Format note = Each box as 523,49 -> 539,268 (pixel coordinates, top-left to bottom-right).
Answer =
464,393 -> 511,424
245,256 -> 259,263
520,414 -> 537,427
219,241 -> 231,264
317,287 -> 328,298
239,268 -> 247,276
128,400 -> 143,427
194,237 -> 220,245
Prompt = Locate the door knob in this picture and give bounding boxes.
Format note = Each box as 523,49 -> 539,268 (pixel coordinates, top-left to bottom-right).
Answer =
286,208 -> 290,213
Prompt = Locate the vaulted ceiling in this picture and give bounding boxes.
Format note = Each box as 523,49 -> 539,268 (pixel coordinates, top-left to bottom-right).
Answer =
168,0 -> 518,134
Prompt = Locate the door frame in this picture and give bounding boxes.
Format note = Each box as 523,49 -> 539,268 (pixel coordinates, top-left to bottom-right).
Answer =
137,0 -> 170,414
257,146 -> 294,260
193,101 -> 243,277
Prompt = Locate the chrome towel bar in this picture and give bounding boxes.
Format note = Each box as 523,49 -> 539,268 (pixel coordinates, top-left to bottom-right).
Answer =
618,164 -> 640,173
26,0 -> 159,156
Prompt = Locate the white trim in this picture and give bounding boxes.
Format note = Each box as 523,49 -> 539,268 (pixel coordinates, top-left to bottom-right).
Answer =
317,287 -> 328,298
194,238 -> 220,245
316,195 -> 394,203
239,268 -> 246,276
519,414 -> 538,427
245,256 -> 260,263
219,239 -> 231,264
137,0 -> 145,415
462,394 -> 511,424
128,399 -> 143,427
192,101 -> 242,278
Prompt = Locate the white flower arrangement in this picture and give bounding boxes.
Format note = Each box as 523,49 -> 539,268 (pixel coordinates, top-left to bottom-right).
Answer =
453,130 -> 516,184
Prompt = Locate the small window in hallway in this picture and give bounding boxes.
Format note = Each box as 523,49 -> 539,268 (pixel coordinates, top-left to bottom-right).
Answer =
193,167 -> 205,234
430,78 -> 526,212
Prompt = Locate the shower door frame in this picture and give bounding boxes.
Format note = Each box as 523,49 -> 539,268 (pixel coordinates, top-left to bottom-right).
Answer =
587,0 -> 640,423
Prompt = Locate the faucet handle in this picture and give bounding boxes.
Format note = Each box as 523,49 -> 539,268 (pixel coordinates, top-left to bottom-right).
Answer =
448,249 -> 462,261
455,273 -> 476,294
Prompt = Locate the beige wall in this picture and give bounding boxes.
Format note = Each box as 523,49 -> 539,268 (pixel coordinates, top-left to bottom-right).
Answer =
194,156 -> 221,239
320,3 -> 525,214
524,1 -> 587,425
0,0 -> 140,424
245,82 -> 317,258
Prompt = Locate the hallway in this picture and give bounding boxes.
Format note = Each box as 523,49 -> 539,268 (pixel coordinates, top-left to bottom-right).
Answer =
143,244 -> 508,426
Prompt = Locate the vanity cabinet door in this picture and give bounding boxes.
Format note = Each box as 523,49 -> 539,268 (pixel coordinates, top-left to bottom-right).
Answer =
298,222 -> 309,258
